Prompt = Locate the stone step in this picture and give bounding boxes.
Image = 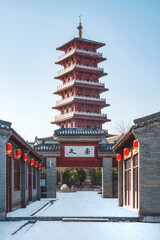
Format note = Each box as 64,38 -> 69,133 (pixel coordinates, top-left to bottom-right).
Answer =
6,216 -> 140,222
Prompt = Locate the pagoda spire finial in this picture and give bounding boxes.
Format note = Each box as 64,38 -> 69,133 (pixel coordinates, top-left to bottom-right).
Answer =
77,15 -> 82,38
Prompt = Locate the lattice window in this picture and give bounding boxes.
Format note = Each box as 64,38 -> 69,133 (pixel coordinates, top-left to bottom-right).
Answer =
133,154 -> 138,167
125,158 -> 131,170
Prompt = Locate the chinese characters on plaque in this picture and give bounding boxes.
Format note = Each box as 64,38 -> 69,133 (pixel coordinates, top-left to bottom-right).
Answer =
65,146 -> 94,157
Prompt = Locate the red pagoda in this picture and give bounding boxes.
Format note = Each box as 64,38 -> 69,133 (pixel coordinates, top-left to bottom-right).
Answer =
52,20 -> 110,129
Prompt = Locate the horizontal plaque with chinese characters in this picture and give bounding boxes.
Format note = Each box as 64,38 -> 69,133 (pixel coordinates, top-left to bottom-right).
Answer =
65,146 -> 95,157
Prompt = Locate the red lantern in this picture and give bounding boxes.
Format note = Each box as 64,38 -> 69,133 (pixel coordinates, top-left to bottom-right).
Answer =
133,139 -> 139,151
116,153 -> 122,162
16,149 -> 21,159
124,148 -> 129,158
30,158 -> 34,166
35,161 -> 38,168
38,164 -> 42,170
23,153 -> 28,162
6,143 -> 12,154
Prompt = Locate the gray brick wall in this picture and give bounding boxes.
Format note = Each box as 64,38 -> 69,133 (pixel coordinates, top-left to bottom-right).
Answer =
0,126 -> 12,220
134,121 -> 160,216
46,158 -> 56,198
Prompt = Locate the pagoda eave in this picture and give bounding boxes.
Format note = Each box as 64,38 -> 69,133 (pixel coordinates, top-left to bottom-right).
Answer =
52,101 -> 110,110
54,68 -> 108,79
52,114 -> 111,123
54,86 -> 109,95
56,38 -> 105,51
55,54 -> 107,65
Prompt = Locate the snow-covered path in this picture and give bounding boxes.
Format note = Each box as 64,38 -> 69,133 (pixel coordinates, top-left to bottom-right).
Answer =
7,191 -> 138,218
38,191 -> 138,217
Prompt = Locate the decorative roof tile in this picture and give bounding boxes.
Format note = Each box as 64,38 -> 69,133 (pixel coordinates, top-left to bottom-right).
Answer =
0,120 -> 12,130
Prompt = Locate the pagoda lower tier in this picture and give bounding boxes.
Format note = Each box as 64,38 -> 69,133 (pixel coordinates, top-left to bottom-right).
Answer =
52,111 -> 110,129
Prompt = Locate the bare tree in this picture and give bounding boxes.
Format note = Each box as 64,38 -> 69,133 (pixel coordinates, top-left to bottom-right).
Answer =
114,121 -> 131,135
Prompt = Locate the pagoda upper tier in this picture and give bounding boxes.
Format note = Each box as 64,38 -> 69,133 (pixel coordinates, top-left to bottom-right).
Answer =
52,36 -> 110,129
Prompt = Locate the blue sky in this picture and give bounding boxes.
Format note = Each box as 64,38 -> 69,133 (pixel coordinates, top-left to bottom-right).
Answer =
0,0 -> 160,141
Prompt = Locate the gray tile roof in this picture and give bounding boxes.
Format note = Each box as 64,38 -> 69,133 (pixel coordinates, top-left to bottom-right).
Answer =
133,112 -> 160,129
54,127 -> 105,136
98,143 -> 114,151
34,144 -> 60,151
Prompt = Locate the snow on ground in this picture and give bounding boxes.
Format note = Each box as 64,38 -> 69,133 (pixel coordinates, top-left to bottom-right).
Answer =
1,221 -> 160,240
1,192 -> 160,240
7,199 -> 50,217
0,221 -> 27,240
41,191 -> 138,217
7,191 -> 138,218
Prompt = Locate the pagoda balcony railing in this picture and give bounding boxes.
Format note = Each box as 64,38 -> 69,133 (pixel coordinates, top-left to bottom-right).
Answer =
57,79 -> 105,91
58,48 -> 102,61
75,95 -> 106,101
57,64 -> 104,76
56,95 -> 106,106
56,96 -> 74,106
55,111 -> 107,121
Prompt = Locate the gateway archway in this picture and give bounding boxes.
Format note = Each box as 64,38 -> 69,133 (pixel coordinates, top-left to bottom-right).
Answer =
34,128 -> 116,198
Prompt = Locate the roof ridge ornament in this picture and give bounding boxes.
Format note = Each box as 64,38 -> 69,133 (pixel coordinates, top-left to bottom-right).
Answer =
77,15 -> 82,38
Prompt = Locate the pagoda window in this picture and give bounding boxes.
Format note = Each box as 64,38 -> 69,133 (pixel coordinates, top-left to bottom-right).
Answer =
78,107 -> 82,112
67,93 -> 69,98
85,62 -> 89,66
66,124 -> 68,128
86,109 -> 90,113
84,47 -> 89,51
71,107 -> 74,111
85,77 -> 89,81
86,92 -> 90,97
95,108 -> 99,113
71,123 -> 73,127
78,123 -> 81,128
62,110 -> 64,114
86,124 -> 91,128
